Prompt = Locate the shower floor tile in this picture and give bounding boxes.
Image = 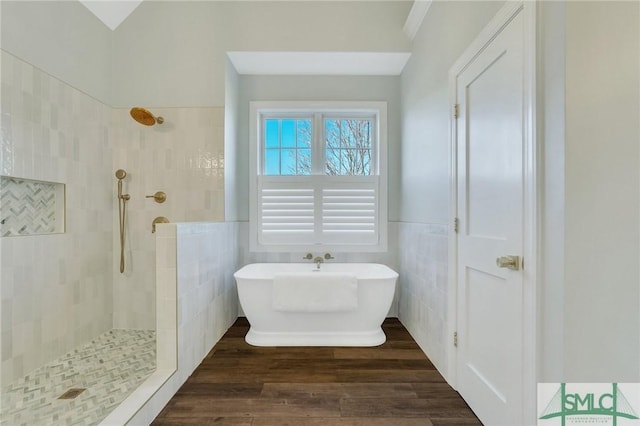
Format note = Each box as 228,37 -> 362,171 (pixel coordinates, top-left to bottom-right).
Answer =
1,329 -> 156,426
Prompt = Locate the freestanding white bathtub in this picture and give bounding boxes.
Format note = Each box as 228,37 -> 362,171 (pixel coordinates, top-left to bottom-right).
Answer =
234,263 -> 398,347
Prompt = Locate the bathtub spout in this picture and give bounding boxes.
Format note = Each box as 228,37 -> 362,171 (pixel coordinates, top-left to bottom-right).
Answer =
314,256 -> 324,269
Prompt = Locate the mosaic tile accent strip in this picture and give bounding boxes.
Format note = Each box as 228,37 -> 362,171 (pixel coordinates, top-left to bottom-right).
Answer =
0,329 -> 155,426
0,176 -> 61,236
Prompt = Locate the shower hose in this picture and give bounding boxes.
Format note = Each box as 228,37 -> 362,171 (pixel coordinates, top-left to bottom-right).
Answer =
118,196 -> 127,274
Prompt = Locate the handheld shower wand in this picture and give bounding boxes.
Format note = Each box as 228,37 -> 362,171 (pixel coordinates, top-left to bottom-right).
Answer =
115,169 -> 130,273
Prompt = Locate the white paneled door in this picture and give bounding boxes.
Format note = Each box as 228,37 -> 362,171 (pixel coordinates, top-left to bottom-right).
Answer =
454,5 -> 527,426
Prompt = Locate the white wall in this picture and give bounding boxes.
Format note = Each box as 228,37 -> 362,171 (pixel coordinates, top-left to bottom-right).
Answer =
236,74 -> 402,222
111,1 -> 412,108
562,1 -> 639,382
539,0 -> 566,383
2,1 -> 411,110
224,59 -> 240,222
398,0 -> 505,376
1,1 -> 112,105
400,0 -> 505,225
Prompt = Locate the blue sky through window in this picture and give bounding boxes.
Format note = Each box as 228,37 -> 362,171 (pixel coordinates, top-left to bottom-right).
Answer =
264,117 -> 372,176
264,118 -> 312,175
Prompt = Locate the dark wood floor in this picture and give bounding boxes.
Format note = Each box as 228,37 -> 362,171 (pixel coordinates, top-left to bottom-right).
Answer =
152,318 -> 481,426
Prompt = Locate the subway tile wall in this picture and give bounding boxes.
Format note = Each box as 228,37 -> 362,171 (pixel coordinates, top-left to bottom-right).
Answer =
397,222 -> 448,374
1,50 -> 114,384
128,221 -> 239,425
111,107 -> 225,330
175,222 -> 239,368
0,50 -> 227,389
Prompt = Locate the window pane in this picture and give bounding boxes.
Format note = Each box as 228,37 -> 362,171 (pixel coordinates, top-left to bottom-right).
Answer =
297,120 -> 312,148
325,148 -> 340,175
281,120 -> 296,148
325,120 -> 341,149
264,149 -> 280,175
265,119 -> 279,148
281,149 -> 296,175
297,148 -> 311,175
342,149 -> 370,175
325,119 -> 372,176
264,118 -> 313,176
341,120 -> 353,147
339,151 -> 349,175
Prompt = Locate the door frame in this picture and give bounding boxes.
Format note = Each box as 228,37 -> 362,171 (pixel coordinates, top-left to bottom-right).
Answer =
446,1 -> 538,423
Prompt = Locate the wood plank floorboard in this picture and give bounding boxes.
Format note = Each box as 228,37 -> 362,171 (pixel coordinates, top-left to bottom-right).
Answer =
152,318 -> 481,425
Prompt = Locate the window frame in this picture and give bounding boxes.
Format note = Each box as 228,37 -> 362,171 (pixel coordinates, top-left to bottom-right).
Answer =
249,101 -> 388,253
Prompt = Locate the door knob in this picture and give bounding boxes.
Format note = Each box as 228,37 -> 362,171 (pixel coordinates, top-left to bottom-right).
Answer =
496,255 -> 520,271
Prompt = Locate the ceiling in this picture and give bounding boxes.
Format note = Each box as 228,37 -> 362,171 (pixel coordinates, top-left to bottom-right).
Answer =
79,0 -> 427,37
78,0 -> 420,75
78,0 -> 143,30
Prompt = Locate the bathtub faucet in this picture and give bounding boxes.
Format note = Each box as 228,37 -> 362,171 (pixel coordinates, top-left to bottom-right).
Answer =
313,256 -> 324,269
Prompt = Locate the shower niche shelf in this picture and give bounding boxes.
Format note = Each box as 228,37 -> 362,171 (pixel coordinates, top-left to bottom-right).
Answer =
0,176 -> 66,237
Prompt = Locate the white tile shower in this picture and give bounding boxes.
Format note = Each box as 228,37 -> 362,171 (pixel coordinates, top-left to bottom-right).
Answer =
1,50 -> 114,385
0,329 -> 155,426
111,106 -> 226,331
0,48 -> 230,423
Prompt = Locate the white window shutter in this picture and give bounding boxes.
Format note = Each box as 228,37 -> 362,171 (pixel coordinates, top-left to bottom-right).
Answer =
258,176 -> 378,247
321,180 -> 378,245
258,180 -> 315,245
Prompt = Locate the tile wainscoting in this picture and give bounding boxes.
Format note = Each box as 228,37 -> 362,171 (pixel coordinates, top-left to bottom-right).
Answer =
398,222 -> 449,374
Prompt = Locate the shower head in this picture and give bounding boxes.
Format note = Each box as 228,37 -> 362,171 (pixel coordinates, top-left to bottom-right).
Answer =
130,107 -> 164,126
115,169 -> 127,180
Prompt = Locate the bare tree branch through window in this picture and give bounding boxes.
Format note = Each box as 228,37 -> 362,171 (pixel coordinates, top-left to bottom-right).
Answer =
265,118 -> 372,176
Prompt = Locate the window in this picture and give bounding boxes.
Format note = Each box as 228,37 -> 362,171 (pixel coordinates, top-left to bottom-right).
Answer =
264,118 -> 312,175
250,102 -> 388,252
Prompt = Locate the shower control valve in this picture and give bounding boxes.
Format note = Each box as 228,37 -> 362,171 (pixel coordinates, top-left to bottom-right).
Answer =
146,191 -> 167,203
302,253 -> 313,260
